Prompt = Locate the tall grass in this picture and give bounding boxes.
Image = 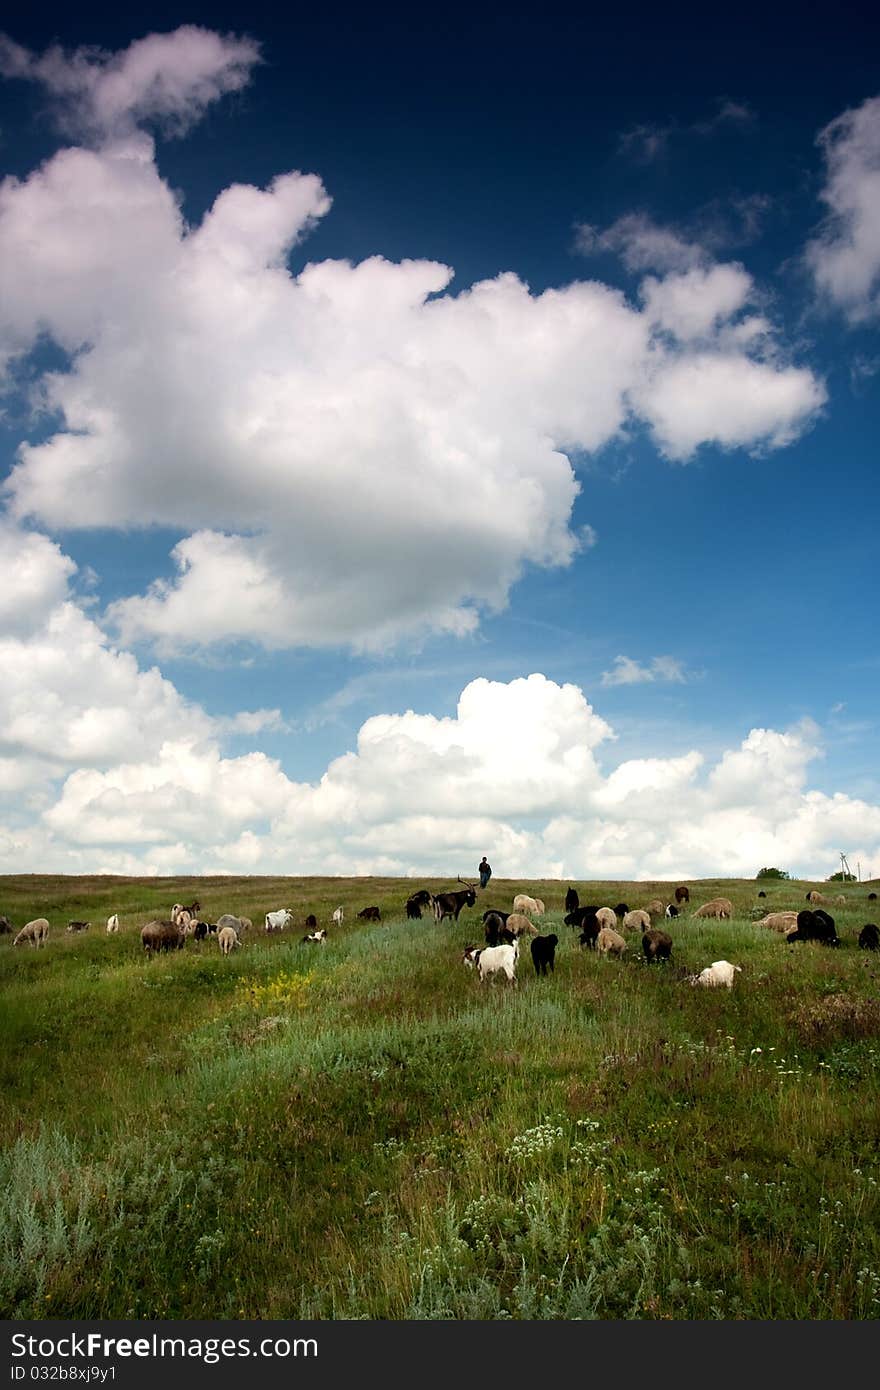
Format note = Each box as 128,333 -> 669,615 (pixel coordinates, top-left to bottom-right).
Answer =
2,872 -> 879,1318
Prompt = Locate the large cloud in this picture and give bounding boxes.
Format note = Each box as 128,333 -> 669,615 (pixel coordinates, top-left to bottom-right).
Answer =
0,28 -> 826,653
19,672 -> 880,882
805,95 -> 880,322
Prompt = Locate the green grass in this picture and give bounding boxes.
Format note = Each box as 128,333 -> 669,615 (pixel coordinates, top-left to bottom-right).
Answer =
2,873 -> 880,1319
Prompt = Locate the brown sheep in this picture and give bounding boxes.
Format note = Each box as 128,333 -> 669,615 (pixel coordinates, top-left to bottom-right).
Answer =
674,885 -> 690,904
806,891 -> 827,905
693,897 -> 734,920
141,920 -> 185,954
643,928 -> 673,962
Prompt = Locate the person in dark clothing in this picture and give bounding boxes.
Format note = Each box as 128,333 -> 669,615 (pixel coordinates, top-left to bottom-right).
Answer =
478,856 -> 492,889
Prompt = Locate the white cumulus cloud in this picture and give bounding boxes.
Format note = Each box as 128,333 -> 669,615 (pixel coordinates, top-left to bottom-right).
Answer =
806,94 -> 880,322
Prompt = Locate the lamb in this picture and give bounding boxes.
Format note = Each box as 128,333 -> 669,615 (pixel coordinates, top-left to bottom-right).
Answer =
506,912 -> 539,938
757,911 -> 799,933
466,940 -> 519,984
218,925 -> 241,956
674,886 -> 690,904
512,894 -> 545,917
594,907 -> 617,931
622,909 -> 651,932
530,933 -> 558,976
689,960 -> 742,989
858,923 -> 879,950
692,897 -> 734,920
13,918 -> 49,947
106,913 -> 119,934
596,926 -> 627,958
642,928 -> 673,962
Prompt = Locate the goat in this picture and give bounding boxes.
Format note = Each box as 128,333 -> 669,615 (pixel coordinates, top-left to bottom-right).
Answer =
467,940 -> 518,984
304,914 -> 318,929
302,928 -> 327,945
564,887 -> 579,913
406,889 -> 433,920
432,883 -> 476,922
0,914 -> 12,934
665,904 -> 680,919
690,960 -> 742,989
357,905 -> 381,921
106,913 -> 120,934
332,906 -> 345,928
530,933 -> 558,976
66,920 -> 90,933
265,908 -> 293,933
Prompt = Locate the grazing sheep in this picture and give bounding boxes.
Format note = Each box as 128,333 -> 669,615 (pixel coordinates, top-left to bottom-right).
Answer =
106,913 -> 119,934
690,960 -> 742,989
140,920 -> 184,954
645,898 -> 665,918
265,908 -> 293,933
484,912 -> 514,947
482,907 -> 511,925
217,913 -> 246,937
513,894 -> 545,917
13,918 -> 49,947
506,912 -> 539,939
302,928 -> 327,944
66,920 -> 90,933
594,907 -> 617,931
858,923 -> 879,950
470,940 -> 519,984
675,886 -> 690,904
578,918 -> 601,950
614,902 -> 630,918
357,905 -> 381,922
622,909 -> 651,932
564,905 -> 598,929
0,914 -> 12,934
332,906 -> 344,928
564,887 -> 579,913
665,904 -> 680,919
757,911 -> 799,933
757,890 -> 767,899
642,928 -> 673,962
834,895 -> 846,905
868,893 -> 878,902
786,910 -> 840,947
693,897 -> 734,920
530,933 -> 558,976
218,925 -> 240,955
806,890 -> 827,905
239,917 -> 252,934
596,926 -> 627,958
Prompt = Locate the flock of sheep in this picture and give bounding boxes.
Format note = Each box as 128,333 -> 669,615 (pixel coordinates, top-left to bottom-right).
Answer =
4,883 -> 878,989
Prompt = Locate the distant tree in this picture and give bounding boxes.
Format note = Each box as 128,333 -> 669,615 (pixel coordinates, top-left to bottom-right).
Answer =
756,867 -> 790,880
827,870 -> 856,882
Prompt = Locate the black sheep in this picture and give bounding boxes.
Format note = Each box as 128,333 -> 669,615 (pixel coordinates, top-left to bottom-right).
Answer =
578,918 -> 600,950
858,923 -> 879,950
614,902 -> 629,918
531,933 -> 558,976
564,887 -> 579,913
484,912 -> 514,947
787,909 -> 840,947
642,928 -> 673,962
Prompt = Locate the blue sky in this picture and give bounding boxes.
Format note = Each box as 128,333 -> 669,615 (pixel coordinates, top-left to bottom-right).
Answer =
0,2 -> 877,880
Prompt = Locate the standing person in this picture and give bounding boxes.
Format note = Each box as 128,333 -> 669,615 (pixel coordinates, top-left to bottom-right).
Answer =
478,856 -> 492,890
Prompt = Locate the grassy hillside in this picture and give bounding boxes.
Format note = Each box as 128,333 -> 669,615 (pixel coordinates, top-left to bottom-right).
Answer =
2,873 -> 879,1319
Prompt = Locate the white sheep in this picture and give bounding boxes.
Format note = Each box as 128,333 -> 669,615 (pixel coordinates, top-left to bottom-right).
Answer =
757,911 -> 798,933
106,913 -> 119,934
466,940 -> 519,984
217,925 -> 240,956
594,907 -> 617,931
596,926 -> 627,957
690,960 -> 742,989
13,918 -> 49,947
512,894 -> 545,916
622,909 -> 651,932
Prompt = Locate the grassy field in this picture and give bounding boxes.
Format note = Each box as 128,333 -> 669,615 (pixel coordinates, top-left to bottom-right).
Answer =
1,872 -> 879,1320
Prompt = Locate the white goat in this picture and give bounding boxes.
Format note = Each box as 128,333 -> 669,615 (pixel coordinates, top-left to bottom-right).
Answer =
265,908 -> 293,933
106,913 -> 119,934
690,960 -> 742,989
465,940 -> 519,984
331,906 -> 344,928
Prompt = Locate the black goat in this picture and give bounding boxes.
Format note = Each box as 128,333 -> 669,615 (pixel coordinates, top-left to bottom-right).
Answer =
564,887 -> 579,913
531,933 -> 558,976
